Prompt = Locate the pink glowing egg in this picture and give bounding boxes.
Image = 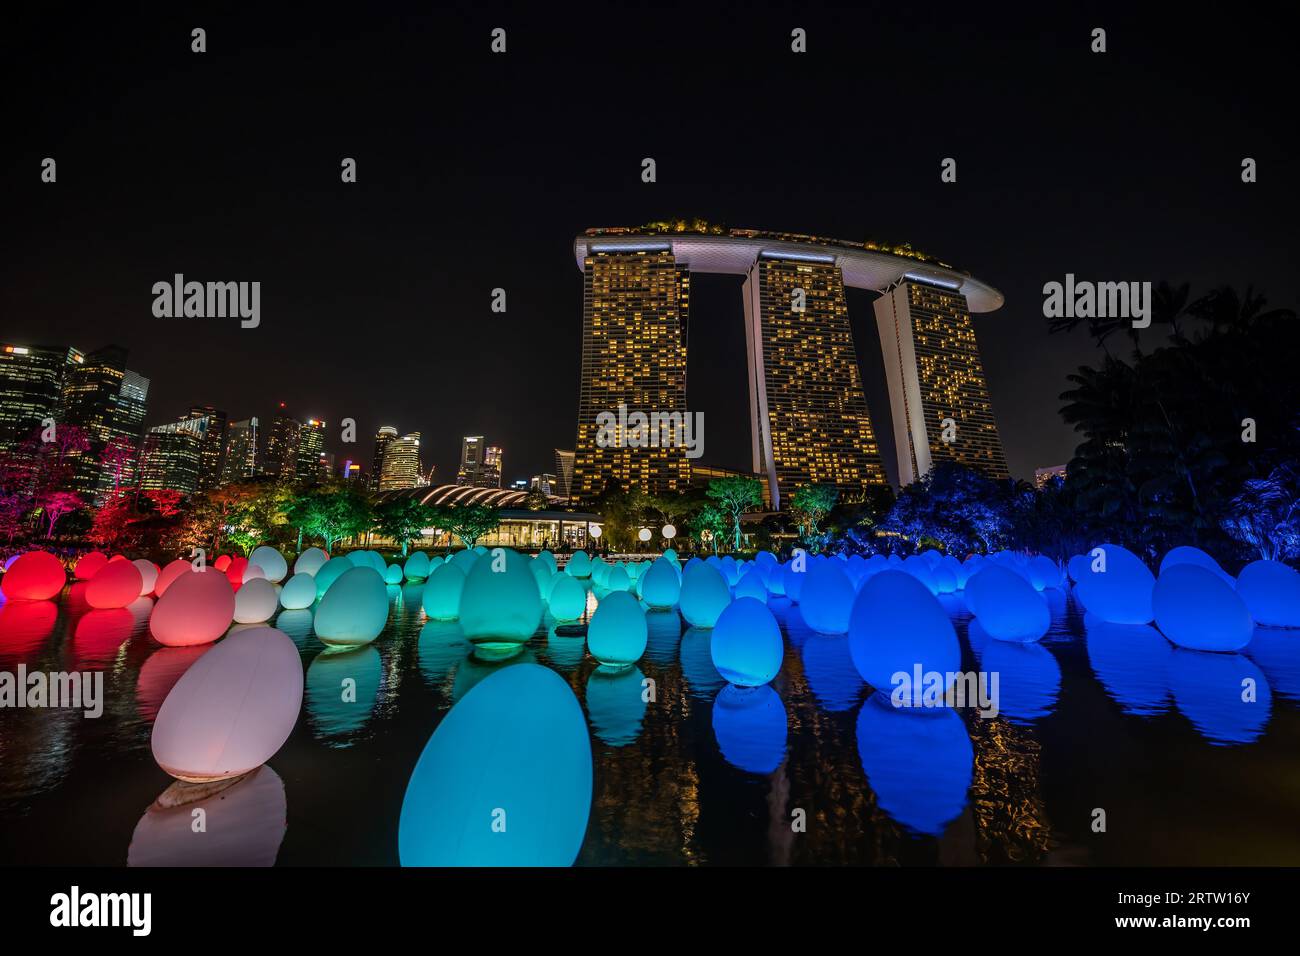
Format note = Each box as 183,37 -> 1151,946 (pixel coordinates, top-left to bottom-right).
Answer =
74,551 -> 108,581
133,559 -> 160,596
214,555 -> 233,572
154,559 -> 192,597
150,568 -> 236,647
151,626 -> 304,782
86,559 -> 145,609
1,551 -> 66,601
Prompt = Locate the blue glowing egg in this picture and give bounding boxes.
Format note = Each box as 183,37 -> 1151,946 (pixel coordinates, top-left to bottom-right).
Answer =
734,567 -> 768,603
398,664 -> 592,866
763,562 -> 787,597
640,557 -> 681,609
587,590 -> 647,666
782,561 -> 806,603
1074,543 -> 1155,624
931,564 -> 959,594
306,645 -> 381,743
1159,545 -> 1233,586
798,560 -> 855,634
712,684 -> 787,774
1236,560 -> 1300,627
709,597 -> 783,686
566,550 -> 592,578
460,548 -> 542,647
547,574 -> 586,622
279,572 -> 317,610
404,552 -> 431,581
1026,555 -> 1062,591
313,557 -> 354,600
314,566 -> 388,647
1153,564 -> 1252,651
679,562 -> 732,628
964,564 -> 1050,643
421,562 -> 466,621
848,571 -> 959,690
902,555 -> 939,595
1066,554 -> 1089,583
1170,649 -> 1272,746
585,665 -> 647,747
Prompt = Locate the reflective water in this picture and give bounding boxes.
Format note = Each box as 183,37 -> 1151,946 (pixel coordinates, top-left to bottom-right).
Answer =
2,579 -> 1299,866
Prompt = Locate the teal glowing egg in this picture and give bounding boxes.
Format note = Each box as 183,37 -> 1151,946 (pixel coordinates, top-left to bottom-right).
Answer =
383,563 -> 404,585
306,645 -> 381,744
712,684 -> 787,774
548,574 -> 586,622
606,564 -> 630,592
314,557 -> 354,599
964,564 -> 1050,643
798,560 -> 855,634
278,572 -> 317,610
640,557 -> 681,609
314,566 -> 388,647
448,549 -> 479,576
679,562 -> 732,628
1236,559 -> 1300,627
248,546 -> 288,584
710,597 -> 783,686
1153,564 -> 1252,651
404,552 -> 431,581
735,567 -> 768,603
294,547 -> 329,577
590,558 -> 609,588
460,548 -> 543,648
417,620 -> 470,685
566,551 -> 592,578
585,664 -> 647,746
663,548 -> 679,563
422,563 -> 466,621
398,664 -> 592,866
536,550 -> 557,575
848,571 -> 960,689
587,590 -> 647,666
1074,543 -> 1154,624
531,560 -> 553,599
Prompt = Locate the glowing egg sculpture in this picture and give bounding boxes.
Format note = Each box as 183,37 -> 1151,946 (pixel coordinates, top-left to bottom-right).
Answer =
154,559 -> 192,597
710,597 -> 783,686
150,568 -> 236,647
294,547 -> 329,577
313,566 -> 389,647
640,557 -> 681,609
404,551 -> 431,581
398,664 -> 592,866
798,560 -> 855,634
735,567 -> 769,603
1026,555 -> 1062,591
1073,543 -> 1155,624
384,563 -> 404,585
566,550 -> 592,578
712,684 -> 787,774
248,546 -> 288,584
132,559 -> 159,597
587,590 -> 647,667
1159,545 -> 1234,586
241,562 -> 267,584
233,577 -> 279,624
422,562 -> 466,621
74,551 -> 108,581
151,625 -> 303,782
225,557 -> 248,587
679,562 -> 732,628
279,572 -> 317,610
459,548 -> 543,652
1,550 -> 66,601
548,574 -> 586,622
531,560 -> 554,600
605,564 -> 631,592
214,555 -> 232,572
964,564 -> 1050,643
848,571 -> 960,690
536,550 -> 558,575
313,556 -> 354,599
782,561 -> 806,603
1152,564 -> 1252,652
1236,559 -> 1300,627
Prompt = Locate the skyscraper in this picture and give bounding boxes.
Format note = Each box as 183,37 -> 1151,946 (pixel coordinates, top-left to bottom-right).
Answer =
370,426 -> 398,491
221,417 -> 259,484
457,435 -> 485,486
744,256 -> 887,509
0,343 -> 83,451
571,247 -> 691,501
58,345 -> 150,495
379,431 -> 422,490
873,279 -> 1009,484
139,417 -> 208,494
295,418 -> 327,483
182,405 -> 228,491
484,445 -> 503,489
554,448 -> 575,501
263,411 -> 300,480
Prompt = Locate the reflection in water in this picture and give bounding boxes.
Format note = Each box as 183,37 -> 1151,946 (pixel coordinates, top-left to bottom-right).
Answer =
980,640 -> 1061,725
417,621 -> 471,685
1245,627 -> 1300,701
543,626 -> 586,672
855,692 -> 973,837
306,646 -> 382,745
0,600 -> 58,662
644,609 -> 682,666
273,608 -> 317,647
712,683 -> 787,774
127,765 -> 287,866
679,627 -> 724,700
136,645 -> 213,721
1170,649 -> 1272,746
585,665 -> 647,747
968,717 -> 1052,864
68,608 -> 136,669
800,633 -> 865,712
451,647 -> 537,703
1085,617 -> 1173,716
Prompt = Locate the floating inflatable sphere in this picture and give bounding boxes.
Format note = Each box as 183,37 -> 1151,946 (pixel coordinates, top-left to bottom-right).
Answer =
213,554 -> 231,571
294,547 -> 329,576
150,568 -> 236,647
798,560 -> 855,634
403,551 -> 431,581
422,563 -> 466,621
679,562 -> 732,628
1159,545 -> 1234,586
1026,555 -> 1060,591
782,562 -> 807,603
1073,544 -> 1155,624
1236,559 -> 1300,627
1066,554 -> 1088,584
531,560 -> 554,599
931,564 -> 959,594
964,564 -> 1050,643
154,559 -> 193,597
587,591 -> 647,666
585,665 -> 648,747
566,550 -> 592,578
535,550 -> 557,575
590,558 -> 610,589
383,563 -> 404,585
735,567 -> 768,603
548,574 -> 586,622
902,555 -> 939,595
85,559 -> 144,609
278,572 -> 315,610
233,578 -> 278,624
314,566 -> 389,647
151,626 -> 303,782
460,548 -> 543,648
132,559 -> 160,597
956,555 -> 983,589
448,549 -> 479,576
399,664 -> 592,866
710,597 -> 783,686
74,551 -> 108,581
763,562 -> 787,597
248,546 -> 288,583
224,557 -> 248,587
718,557 -> 742,586
640,557 -> 681,609
1,550 -> 66,601
848,571 -> 960,690
606,564 -> 631,592
241,562 -> 267,584
313,556 -> 354,599
712,684 -> 788,774
1153,564 -> 1253,651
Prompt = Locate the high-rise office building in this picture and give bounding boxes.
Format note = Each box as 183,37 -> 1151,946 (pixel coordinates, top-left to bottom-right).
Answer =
379,431 -> 422,491
263,411 -> 300,480
530,473 -> 557,496
220,417 -> 259,484
571,248 -> 691,501
484,445 -> 503,489
554,448 -> 575,501
873,279 -> 1009,484
295,418 -> 327,483
139,417 -> 208,494
456,435 -> 491,486
370,426 -> 398,491
181,405 -> 228,491
743,256 -> 887,509
58,345 -> 150,495
0,343 -> 84,451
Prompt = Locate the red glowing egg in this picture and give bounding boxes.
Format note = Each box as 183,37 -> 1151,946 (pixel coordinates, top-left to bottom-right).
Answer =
214,555 -> 232,572
225,557 -> 248,586
74,551 -> 109,580
150,568 -> 236,647
154,559 -> 193,597
1,550 -> 67,601
86,559 -> 145,609
109,554 -> 128,563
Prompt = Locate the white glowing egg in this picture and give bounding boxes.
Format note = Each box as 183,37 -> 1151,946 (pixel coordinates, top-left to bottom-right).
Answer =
294,547 -> 329,576
248,546 -> 288,583
313,566 -> 389,647
232,577 -> 278,624
279,572 -> 317,610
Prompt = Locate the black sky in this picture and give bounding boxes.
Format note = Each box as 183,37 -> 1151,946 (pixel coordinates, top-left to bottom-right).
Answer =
4,2 -> 1296,486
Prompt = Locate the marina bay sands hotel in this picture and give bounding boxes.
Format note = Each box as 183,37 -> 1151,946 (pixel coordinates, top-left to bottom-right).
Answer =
571,223 -> 1009,509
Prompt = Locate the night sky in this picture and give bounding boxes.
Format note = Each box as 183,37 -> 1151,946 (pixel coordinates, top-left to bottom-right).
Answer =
4,3 -> 1296,486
